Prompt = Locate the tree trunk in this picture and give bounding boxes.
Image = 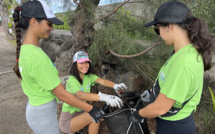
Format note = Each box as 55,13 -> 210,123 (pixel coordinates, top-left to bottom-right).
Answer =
70,0 -> 100,50
0,1 -> 15,40
54,0 -> 100,75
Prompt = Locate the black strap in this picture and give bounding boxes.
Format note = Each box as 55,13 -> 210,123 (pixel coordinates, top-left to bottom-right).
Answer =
179,87 -> 200,109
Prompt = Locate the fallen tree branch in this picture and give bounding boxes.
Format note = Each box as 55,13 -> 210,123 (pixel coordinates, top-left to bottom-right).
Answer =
73,0 -> 91,11
185,0 -> 191,4
90,0 -> 149,26
73,0 -> 83,9
109,36 -> 164,58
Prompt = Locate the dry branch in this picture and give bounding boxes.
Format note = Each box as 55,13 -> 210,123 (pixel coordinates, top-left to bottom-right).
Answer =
73,0 -> 83,9
109,36 -> 164,58
185,0 -> 191,4
90,0 -> 149,26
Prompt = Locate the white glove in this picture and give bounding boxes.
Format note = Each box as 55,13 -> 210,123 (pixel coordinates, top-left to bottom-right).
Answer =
98,92 -> 123,108
113,83 -> 128,95
141,89 -> 151,102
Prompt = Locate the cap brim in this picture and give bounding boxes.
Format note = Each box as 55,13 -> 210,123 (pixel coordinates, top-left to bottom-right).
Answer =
47,18 -> 64,25
144,21 -> 157,27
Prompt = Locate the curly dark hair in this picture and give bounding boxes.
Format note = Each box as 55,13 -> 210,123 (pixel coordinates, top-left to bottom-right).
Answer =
69,62 -> 94,84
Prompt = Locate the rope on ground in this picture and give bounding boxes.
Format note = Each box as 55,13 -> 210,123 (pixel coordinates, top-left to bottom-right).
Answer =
0,70 -> 13,75
109,36 -> 164,58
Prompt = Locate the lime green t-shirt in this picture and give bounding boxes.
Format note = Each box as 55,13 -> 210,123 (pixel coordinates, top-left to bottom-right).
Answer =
19,45 -> 61,106
62,74 -> 99,114
156,44 -> 204,121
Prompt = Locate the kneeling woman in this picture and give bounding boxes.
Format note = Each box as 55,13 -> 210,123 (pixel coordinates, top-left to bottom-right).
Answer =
59,51 -> 127,134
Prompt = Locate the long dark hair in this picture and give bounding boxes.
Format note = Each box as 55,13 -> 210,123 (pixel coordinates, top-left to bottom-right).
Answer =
69,62 -> 94,84
12,6 -> 43,79
178,13 -> 215,71
160,13 -> 215,71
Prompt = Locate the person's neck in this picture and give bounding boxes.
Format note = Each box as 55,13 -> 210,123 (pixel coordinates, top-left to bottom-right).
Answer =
173,33 -> 191,53
79,73 -> 84,80
22,32 -> 40,47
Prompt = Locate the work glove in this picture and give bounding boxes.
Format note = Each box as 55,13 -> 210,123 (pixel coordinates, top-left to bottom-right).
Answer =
113,83 -> 128,96
88,105 -> 104,123
141,89 -> 151,102
131,110 -> 144,123
99,92 -> 123,108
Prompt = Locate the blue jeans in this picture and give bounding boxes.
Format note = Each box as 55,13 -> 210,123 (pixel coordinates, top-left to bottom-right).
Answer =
26,99 -> 59,134
156,114 -> 196,134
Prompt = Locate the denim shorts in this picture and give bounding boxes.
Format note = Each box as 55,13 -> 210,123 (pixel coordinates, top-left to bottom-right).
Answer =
26,99 -> 59,134
156,114 -> 196,134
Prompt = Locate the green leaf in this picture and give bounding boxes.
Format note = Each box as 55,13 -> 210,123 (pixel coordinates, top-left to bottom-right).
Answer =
208,86 -> 215,113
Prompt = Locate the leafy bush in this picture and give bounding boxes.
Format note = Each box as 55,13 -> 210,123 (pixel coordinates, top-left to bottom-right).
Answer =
88,6 -> 172,83
53,13 -> 70,31
208,86 -> 215,113
53,22 -> 70,30
8,22 -> 12,28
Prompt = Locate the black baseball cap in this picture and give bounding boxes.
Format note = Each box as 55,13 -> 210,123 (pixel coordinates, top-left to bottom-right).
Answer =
145,0 -> 191,27
21,0 -> 64,25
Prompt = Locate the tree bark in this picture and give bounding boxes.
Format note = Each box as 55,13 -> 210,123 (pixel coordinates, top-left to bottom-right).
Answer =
0,1 -> 15,40
54,0 -> 100,75
70,0 -> 100,50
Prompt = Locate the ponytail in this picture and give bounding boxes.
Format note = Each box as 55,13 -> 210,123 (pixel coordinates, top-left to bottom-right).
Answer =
13,6 -> 22,79
179,13 -> 215,71
12,5 -> 43,79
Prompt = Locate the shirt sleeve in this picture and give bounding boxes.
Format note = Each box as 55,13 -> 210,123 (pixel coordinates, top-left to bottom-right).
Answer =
31,62 -> 61,91
89,74 -> 99,86
160,63 -> 192,104
66,76 -> 82,94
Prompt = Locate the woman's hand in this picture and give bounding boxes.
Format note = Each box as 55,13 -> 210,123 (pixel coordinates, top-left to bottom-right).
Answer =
141,89 -> 151,102
88,105 -> 104,123
113,83 -> 128,96
98,92 -> 123,108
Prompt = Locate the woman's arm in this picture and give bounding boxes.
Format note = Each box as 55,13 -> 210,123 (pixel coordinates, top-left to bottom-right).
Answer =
139,93 -> 175,118
75,91 -> 100,101
52,83 -> 93,112
75,88 -> 123,108
95,78 -> 115,88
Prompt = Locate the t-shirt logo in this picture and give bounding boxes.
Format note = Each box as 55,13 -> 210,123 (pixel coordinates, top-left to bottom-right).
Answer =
53,63 -> 56,68
159,71 -> 165,82
86,84 -> 91,89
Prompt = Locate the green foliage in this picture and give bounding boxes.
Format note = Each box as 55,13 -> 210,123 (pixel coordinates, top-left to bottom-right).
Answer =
8,22 -> 12,28
53,13 -> 70,31
190,0 -> 215,33
88,6 -> 172,83
194,87 -> 215,134
53,23 -> 70,31
208,86 -> 215,113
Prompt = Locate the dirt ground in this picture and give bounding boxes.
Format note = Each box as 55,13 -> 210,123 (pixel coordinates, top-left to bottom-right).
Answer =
0,27 -> 156,134
0,27 -> 33,133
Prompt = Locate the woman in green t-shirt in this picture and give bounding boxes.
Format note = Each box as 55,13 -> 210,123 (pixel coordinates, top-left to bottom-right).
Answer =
131,1 -> 214,134
59,51 -> 128,134
12,1 -> 104,134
